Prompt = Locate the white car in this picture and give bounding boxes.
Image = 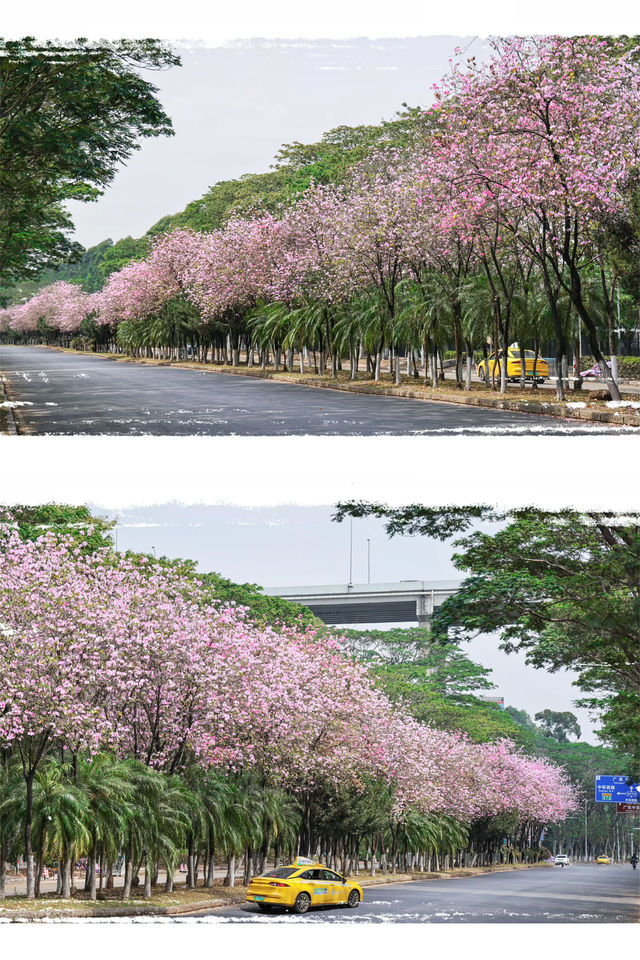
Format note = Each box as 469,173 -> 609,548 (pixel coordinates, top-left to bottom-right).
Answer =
554,854 -> 570,867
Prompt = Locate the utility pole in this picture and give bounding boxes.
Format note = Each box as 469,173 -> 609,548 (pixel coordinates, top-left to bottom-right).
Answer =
584,799 -> 588,861
348,520 -> 353,587
366,538 -> 371,584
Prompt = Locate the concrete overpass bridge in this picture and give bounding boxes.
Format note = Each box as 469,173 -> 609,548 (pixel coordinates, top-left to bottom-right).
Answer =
262,580 -> 461,627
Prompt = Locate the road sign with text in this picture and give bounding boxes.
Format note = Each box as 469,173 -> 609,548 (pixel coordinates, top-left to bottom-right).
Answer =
595,776 -> 640,804
617,803 -> 640,812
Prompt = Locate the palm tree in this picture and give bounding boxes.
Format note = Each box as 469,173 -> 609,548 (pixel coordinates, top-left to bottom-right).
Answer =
74,754 -> 137,900
139,773 -> 189,898
31,758 -> 89,897
246,782 -> 301,879
0,757 -> 25,899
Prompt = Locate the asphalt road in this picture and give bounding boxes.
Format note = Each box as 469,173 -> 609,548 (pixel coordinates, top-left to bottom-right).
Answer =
1,345 -> 630,435
192,863 -> 639,924
69,864 -> 639,924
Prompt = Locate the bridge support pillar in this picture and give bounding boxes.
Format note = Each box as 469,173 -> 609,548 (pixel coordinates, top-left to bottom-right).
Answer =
416,594 -> 434,630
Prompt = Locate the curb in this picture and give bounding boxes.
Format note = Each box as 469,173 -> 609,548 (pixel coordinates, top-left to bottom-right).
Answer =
0,896 -> 227,921
250,376 -> 640,427
362,861 -> 552,888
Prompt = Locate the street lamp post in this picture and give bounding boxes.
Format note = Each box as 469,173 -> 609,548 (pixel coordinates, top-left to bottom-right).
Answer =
348,520 -> 353,587
366,538 -> 371,584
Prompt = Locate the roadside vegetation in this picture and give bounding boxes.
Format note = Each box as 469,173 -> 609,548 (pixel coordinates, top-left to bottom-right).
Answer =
2,36 -> 639,402
0,505 -> 583,904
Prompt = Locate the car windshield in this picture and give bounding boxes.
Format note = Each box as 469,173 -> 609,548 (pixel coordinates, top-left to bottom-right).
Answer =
259,867 -> 298,879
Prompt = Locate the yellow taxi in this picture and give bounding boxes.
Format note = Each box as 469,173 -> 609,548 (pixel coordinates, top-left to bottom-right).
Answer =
477,345 -> 549,383
596,855 -> 611,864
246,857 -> 363,914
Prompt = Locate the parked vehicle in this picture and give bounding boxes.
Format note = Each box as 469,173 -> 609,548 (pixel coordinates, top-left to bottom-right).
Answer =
477,345 -> 549,383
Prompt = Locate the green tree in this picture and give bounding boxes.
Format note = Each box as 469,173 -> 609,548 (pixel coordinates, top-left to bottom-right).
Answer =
0,504 -> 115,552
534,710 -> 582,743
0,38 -> 179,283
504,706 -> 539,733
334,504 -> 640,771
342,626 -> 527,745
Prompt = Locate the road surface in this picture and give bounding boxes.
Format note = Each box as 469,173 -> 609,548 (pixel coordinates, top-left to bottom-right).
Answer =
1,345 -> 630,435
74,864 -> 640,924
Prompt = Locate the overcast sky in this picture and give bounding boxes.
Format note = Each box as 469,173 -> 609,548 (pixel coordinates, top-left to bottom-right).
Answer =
68,36 -> 487,249
90,501 -> 602,744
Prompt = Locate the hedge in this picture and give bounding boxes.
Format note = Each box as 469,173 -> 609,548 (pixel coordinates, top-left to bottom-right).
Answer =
580,356 -> 640,380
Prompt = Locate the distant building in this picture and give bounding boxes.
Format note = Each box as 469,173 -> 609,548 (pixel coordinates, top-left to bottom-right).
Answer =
479,696 -> 505,709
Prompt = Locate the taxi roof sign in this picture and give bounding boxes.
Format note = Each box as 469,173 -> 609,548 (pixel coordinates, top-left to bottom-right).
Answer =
294,857 -> 314,866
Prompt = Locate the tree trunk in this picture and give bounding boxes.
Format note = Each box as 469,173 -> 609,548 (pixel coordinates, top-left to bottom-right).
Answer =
122,837 -> 134,900
143,857 -> 152,899
430,341 -> 439,388
34,823 -> 45,898
24,773 -> 35,898
164,860 -> 174,893
0,841 -> 6,900
186,832 -> 196,889
206,839 -> 215,888
500,323 -> 509,394
223,853 -> 236,887
569,263 -> 621,400
62,853 -> 72,898
573,334 -> 582,391
519,342 -> 527,390
89,837 -> 97,901
464,340 -> 474,391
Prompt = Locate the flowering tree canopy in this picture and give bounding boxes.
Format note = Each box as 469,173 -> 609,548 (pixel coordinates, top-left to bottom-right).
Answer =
5,35 -> 636,397
0,530 -> 576,827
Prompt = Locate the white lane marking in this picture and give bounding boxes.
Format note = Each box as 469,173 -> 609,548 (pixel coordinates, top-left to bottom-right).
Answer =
460,888 -> 638,905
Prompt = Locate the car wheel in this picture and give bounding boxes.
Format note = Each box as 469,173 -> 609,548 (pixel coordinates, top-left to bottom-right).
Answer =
257,903 -> 272,913
292,892 -> 311,914
347,890 -> 360,908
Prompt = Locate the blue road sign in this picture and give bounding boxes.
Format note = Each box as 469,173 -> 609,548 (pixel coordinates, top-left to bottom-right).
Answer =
595,776 -> 640,804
